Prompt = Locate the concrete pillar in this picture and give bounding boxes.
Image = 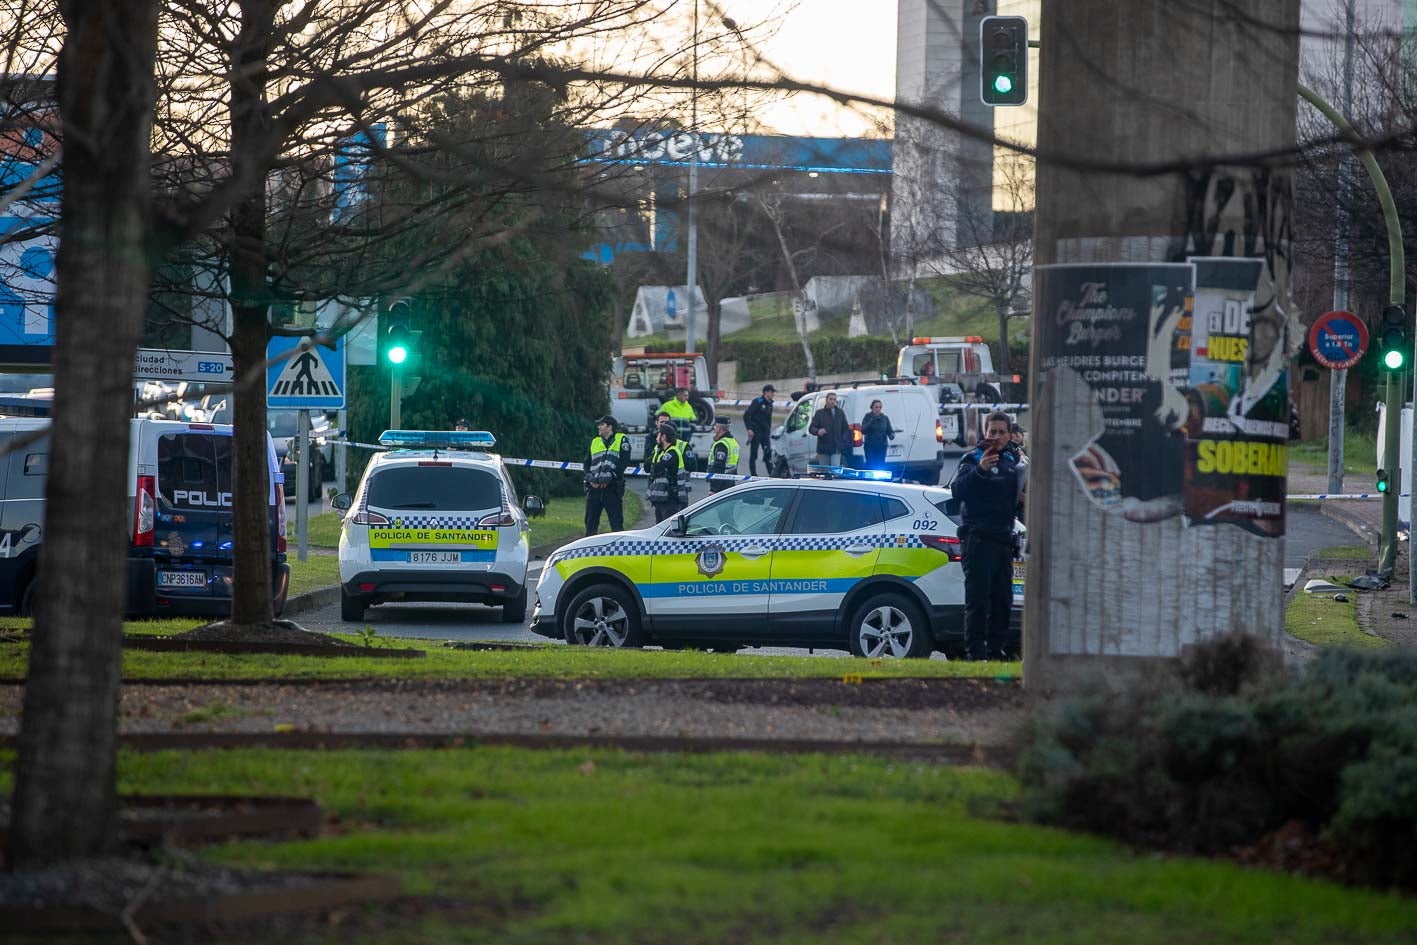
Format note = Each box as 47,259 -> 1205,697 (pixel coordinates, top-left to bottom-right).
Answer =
1024,1 -> 1302,687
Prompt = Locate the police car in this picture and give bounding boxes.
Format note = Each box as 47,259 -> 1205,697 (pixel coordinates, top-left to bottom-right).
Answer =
530,467 -> 1024,658
332,430 -> 543,623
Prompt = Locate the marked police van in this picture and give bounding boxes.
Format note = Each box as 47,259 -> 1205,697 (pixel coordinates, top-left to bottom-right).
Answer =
771,384 -> 947,483
0,417 -> 290,616
531,467 -> 1024,658
332,430 -> 543,623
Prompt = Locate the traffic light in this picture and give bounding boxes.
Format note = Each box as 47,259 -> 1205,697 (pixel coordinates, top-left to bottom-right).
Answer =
384,300 -> 419,367
1377,469 -> 1390,494
980,15 -> 1028,106
1379,303 -> 1408,371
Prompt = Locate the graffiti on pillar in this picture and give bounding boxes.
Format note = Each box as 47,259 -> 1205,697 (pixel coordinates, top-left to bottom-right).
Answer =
1035,263 -> 1194,522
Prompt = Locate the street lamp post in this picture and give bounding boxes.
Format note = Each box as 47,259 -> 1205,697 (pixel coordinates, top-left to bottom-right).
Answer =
685,0 -> 699,354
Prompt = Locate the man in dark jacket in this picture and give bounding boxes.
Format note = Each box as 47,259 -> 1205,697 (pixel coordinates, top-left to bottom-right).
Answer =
647,423 -> 690,523
583,415 -> 633,536
809,392 -> 851,466
951,411 -> 1024,661
741,384 -> 776,476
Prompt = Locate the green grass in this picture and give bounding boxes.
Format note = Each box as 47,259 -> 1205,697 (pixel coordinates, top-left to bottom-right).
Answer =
301,511 -> 343,548
288,553 -> 340,597
1290,428 -> 1379,479
0,635 -> 1020,682
1285,574 -> 1387,649
1315,544 -> 1374,562
2,747 -> 1410,944
530,490 -> 643,551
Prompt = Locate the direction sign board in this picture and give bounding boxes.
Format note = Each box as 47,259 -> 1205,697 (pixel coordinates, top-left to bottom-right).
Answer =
266,335 -> 345,409
135,347 -> 232,384
1308,309 -> 1369,370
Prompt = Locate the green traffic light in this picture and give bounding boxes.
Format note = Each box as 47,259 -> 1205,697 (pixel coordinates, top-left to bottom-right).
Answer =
993,74 -> 1013,94
1378,478 -> 1390,493
1384,348 -> 1406,371
387,345 -> 409,365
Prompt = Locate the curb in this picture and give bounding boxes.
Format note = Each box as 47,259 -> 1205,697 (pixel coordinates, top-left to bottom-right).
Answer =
1315,499 -> 1381,545
283,586 -> 338,616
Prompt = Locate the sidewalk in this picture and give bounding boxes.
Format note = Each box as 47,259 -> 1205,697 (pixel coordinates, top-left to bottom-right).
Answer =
1287,468 -> 1382,542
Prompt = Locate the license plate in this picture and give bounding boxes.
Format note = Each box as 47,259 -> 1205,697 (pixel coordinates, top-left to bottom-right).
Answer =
410,551 -> 462,564
1012,561 -> 1026,600
941,416 -> 960,440
158,570 -> 207,589
887,445 -> 903,457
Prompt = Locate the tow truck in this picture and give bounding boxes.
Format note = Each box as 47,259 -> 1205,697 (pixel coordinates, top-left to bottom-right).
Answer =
609,351 -> 720,464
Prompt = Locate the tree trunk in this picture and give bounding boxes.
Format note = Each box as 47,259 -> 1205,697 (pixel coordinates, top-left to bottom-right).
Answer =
705,295 -> 722,387
8,0 -> 160,868
227,1 -> 276,627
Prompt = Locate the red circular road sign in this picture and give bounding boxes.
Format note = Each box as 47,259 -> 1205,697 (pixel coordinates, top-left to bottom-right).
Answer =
1308,310 -> 1369,370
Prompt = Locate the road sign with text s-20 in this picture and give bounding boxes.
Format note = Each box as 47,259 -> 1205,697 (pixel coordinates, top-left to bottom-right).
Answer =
1307,310 -> 1369,371
267,335 -> 345,408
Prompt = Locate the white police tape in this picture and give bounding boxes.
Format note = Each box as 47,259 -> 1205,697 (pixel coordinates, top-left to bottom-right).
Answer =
1288,493 -> 1406,500
330,439 -> 764,482
715,398 -> 1030,411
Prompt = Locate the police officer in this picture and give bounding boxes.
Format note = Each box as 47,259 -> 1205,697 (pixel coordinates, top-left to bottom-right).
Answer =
659,387 -> 696,443
584,415 -> 632,536
647,423 -> 689,523
644,409 -> 671,463
951,411 -> 1024,661
742,384 -> 776,476
708,417 -> 739,493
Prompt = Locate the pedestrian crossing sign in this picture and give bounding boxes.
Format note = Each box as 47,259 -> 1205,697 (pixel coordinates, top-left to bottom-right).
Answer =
266,335 -> 346,408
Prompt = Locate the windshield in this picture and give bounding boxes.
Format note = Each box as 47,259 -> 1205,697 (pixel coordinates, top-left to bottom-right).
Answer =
367,466 -> 503,512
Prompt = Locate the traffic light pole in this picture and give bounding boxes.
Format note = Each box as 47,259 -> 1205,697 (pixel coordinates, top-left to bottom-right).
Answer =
390,366 -> 402,429
1298,83 -> 1407,578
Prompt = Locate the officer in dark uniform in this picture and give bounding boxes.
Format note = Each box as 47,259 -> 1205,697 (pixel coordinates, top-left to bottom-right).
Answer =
951,411 -> 1024,661
647,423 -> 689,523
707,417 -> 739,493
584,415 -> 632,536
644,410 -> 671,463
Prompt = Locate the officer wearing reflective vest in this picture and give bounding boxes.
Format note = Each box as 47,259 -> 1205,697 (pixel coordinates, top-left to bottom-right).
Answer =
584,415 -> 633,536
659,387 -> 697,443
647,423 -> 690,523
708,417 -> 739,493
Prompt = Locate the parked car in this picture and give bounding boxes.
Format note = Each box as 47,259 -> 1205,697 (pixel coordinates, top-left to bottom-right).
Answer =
197,396 -> 334,501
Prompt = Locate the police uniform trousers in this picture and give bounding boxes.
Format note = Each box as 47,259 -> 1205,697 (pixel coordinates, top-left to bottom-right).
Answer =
960,528 -> 1013,661
584,485 -> 624,535
747,433 -> 772,476
653,500 -> 683,524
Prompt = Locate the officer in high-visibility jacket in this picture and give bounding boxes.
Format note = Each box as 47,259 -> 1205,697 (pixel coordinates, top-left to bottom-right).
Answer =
659,387 -> 697,443
647,423 -> 690,523
584,415 -> 633,536
707,417 -> 739,493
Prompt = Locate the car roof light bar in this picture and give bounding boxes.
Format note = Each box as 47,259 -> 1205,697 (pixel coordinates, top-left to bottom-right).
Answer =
378,429 -> 497,450
805,464 -> 894,481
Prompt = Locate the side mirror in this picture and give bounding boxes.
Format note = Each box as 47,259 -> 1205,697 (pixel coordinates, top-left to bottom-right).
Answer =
668,514 -> 687,537
331,492 -> 352,511
523,495 -> 546,519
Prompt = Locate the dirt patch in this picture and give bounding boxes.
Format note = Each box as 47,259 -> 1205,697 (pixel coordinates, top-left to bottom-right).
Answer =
171,618 -> 352,647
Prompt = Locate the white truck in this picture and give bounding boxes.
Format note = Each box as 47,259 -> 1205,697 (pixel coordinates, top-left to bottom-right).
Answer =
609,352 -> 719,463
894,336 -> 1020,450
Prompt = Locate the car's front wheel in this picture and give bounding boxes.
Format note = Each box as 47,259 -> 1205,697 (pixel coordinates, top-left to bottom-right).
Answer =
848,592 -> 932,659
563,583 -> 643,648
340,587 -> 366,622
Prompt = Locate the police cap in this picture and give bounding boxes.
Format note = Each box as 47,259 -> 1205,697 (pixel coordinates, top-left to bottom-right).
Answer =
595,415 -> 617,428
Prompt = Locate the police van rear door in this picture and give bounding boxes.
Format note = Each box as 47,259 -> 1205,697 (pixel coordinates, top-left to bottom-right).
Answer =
152,430 -> 237,590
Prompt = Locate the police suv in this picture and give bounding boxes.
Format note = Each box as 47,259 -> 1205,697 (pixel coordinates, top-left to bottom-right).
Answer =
333,430 -> 543,624
531,467 -> 1024,658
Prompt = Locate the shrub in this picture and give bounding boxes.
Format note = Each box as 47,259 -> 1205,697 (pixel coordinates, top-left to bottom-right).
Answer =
1015,639 -> 1417,888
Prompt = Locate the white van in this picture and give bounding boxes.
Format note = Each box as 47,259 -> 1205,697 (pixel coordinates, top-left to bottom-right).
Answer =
0,417 -> 289,616
770,384 -> 946,483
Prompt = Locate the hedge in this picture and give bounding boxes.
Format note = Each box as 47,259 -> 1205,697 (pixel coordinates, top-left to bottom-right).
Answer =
650,337 -> 902,382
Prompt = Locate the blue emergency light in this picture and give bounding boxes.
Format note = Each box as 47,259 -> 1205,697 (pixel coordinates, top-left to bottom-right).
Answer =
805,464 -> 894,482
378,429 -> 497,450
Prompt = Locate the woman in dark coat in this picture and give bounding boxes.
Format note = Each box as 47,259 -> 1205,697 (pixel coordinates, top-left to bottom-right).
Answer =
860,399 -> 895,469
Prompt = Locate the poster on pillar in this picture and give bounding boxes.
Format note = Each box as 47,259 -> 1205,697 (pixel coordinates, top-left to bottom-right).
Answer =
1035,263 -> 1194,521
1180,257 -> 1286,537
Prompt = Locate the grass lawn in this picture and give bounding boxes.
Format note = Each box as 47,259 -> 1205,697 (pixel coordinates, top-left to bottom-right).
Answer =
297,492 -> 643,557
2,747 -> 1409,944
1285,573 -> 1387,649
0,634 -> 1020,682
1290,428 -> 1379,479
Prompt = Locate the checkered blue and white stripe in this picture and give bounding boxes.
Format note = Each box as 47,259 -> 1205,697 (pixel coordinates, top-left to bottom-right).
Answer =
552,533 -> 925,562
371,516 -> 486,529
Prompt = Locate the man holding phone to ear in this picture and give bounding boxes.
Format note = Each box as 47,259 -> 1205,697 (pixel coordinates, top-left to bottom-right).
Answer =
951,411 -> 1024,661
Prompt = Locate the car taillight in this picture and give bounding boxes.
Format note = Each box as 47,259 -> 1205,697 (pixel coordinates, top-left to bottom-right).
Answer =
850,423 -> 863,447
935,419 -> 944,443
921,535 -> 961,561
476,510 -> 516,527
275,481 -> 287,552
134,475 -> 156,547
351,507 -> 391,526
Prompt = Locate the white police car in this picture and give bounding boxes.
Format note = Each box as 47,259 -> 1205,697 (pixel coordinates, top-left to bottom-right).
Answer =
530,466 -> 1024,658
332,430 -> 544,623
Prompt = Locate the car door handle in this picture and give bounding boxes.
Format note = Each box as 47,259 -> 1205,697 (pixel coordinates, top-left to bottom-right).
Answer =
739,545 -> 770,559
844,544 -> 874,556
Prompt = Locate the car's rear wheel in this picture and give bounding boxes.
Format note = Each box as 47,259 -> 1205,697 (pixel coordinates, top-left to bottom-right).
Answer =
563,583 -> 643,648
340,587 -> 366,622
502,586 -> 528,623
848,592 -> 932,659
